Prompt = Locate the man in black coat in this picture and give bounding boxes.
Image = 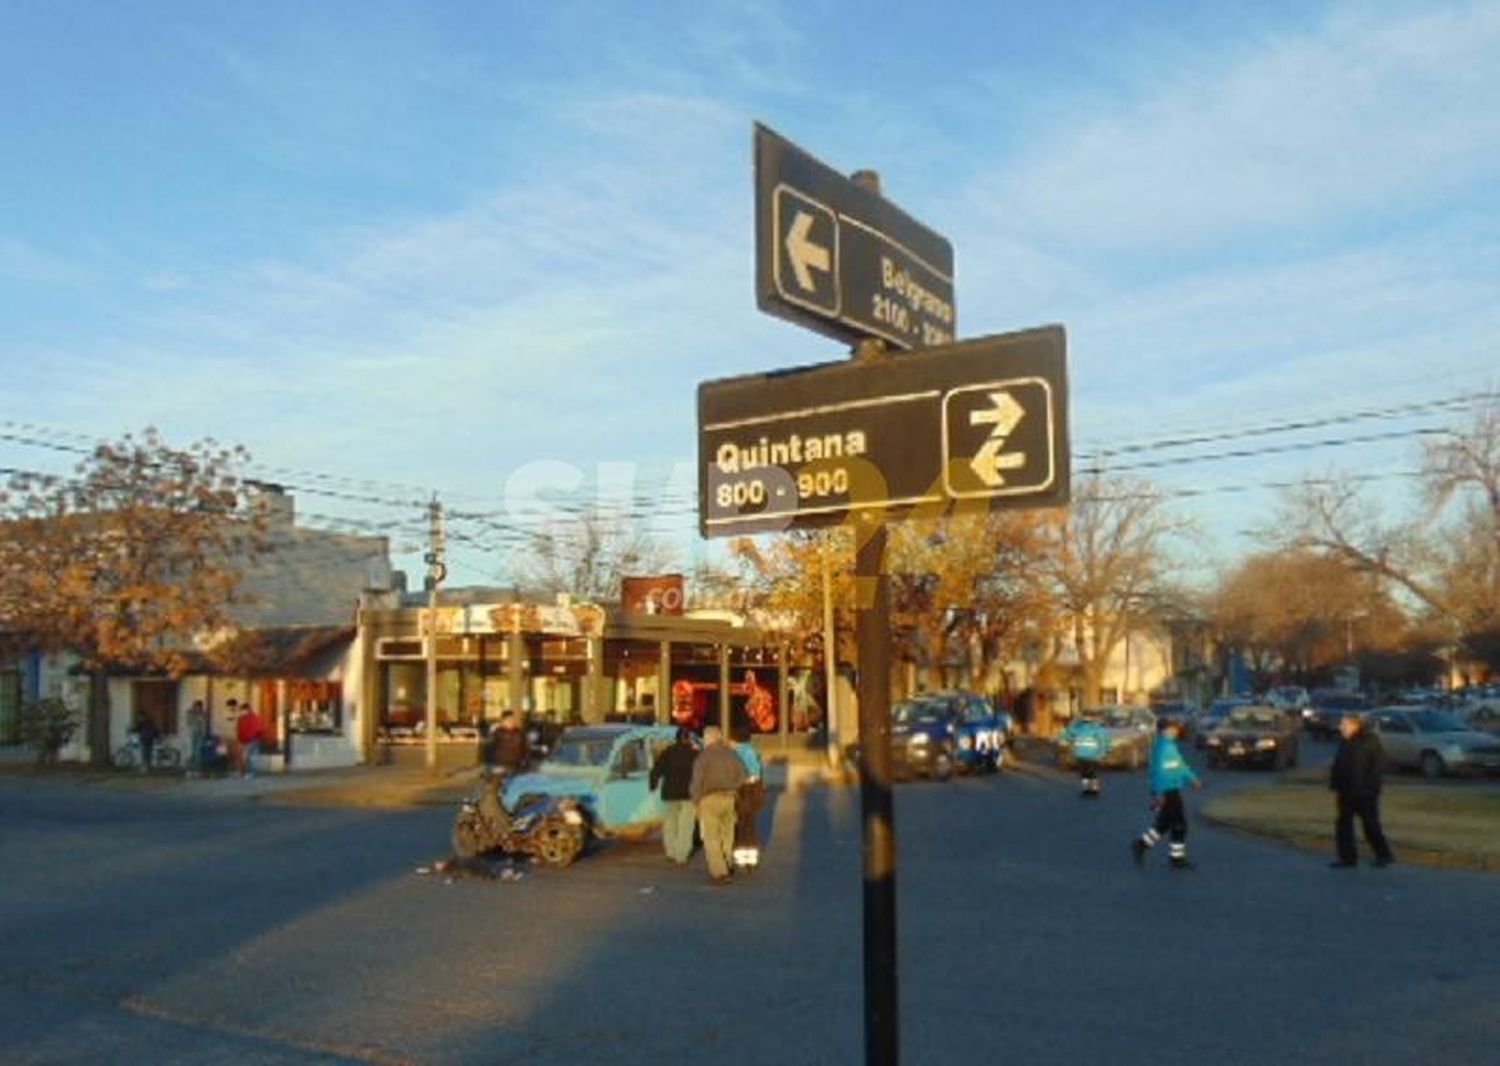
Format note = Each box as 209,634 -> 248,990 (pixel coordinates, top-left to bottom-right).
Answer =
1329,713 -> 1394,868
649,728 -> 699,864
484,712 -> 530,777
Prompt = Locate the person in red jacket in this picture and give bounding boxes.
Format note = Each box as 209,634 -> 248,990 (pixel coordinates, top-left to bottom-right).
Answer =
235,704 -> 264,778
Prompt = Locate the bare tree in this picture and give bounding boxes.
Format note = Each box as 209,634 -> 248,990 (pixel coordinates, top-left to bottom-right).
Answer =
513,510 -> 678,603
1036,475 -> 1189,705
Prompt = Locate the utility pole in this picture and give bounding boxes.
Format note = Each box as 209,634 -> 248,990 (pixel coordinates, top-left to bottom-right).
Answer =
822,534 -> 840,771
424,495 -> 446,774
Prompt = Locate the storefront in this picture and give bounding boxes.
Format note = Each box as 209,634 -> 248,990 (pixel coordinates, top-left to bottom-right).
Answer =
360,594 -> 799,759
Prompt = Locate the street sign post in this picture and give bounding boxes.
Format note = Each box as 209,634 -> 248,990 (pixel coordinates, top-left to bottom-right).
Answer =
755,124 -> 956,350
698,326 -> 1069,538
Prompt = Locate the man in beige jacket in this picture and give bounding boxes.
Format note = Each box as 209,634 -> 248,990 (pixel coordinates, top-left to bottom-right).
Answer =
689,725 -> 747,884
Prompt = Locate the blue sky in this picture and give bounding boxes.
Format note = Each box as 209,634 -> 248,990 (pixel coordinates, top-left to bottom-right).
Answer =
1,0 -> 1496,586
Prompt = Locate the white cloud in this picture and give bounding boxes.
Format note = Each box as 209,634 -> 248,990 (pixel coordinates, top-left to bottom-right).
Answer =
967,2 -> 1500,254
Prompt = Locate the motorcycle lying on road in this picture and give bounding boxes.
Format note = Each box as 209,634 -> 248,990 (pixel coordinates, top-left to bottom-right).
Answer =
451,768 -> 587,867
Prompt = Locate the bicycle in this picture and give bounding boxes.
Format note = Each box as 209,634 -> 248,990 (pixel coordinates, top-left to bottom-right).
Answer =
112,735 -> 182,770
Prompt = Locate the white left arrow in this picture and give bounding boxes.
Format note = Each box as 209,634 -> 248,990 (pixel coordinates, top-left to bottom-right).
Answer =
970,437 -> 1027,487
785,211 -> 831,292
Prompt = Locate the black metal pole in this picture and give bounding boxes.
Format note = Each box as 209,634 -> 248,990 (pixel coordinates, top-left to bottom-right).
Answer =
856,520 -> 897,1065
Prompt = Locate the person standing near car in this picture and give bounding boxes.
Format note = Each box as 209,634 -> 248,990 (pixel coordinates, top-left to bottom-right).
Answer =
649,727 -> 699,865
689,725 -> 747,885
1329,713 -> 1394,869
1132,718 -> 1203,870
731,728 -> 765,872
1061,712 -> 1110,798
485,712 -> 530,779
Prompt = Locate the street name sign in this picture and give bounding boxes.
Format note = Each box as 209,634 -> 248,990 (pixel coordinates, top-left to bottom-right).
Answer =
698,326 -> 1068,537
754,123 -> 956,350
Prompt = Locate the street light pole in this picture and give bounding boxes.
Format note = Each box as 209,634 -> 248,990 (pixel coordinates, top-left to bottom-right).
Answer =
424,496 -> 446,775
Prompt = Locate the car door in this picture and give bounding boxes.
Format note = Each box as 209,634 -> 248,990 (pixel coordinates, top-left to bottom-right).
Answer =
1373,712 -> 1416,769
599,735 -> 660,830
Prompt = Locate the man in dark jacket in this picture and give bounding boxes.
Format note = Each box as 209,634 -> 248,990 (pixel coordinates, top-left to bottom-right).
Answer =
650,728 -> 699,864
1329,713 -> 1394,868
484,712 -> 530,777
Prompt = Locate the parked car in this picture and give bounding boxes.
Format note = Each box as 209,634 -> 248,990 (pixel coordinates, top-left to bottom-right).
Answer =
888,692 -> 1005,781
1304,691 -> 1372,739
1460,703 -> 1500,736
1194,696 -> 1256,749
1150,700 -> 1198,741
1264,685 -> 1310,713
504,723 -> 680,841
1058,706 -> 1155,771
1203,706 -> 1300,770
1368,707 -> 1500,778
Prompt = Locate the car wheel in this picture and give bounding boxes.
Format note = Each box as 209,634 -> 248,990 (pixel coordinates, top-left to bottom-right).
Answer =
451,810 -> 489,859
536,817 -> 585,866
931,751 -> 954,782
1420,751 -> 1446,779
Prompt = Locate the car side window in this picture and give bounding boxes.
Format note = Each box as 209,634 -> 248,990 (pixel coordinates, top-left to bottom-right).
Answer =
1377,715 -> 1411,734
614,740 -> 646,775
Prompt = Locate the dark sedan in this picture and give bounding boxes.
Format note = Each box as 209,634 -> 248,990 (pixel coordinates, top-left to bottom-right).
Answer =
1204,707 -> 1300,770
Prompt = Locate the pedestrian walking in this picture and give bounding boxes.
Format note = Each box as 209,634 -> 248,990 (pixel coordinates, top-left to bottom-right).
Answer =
1132,718 -> 1203,870
1061,712 -> 1110,797
688,725 -> 747,885
731,729 -> 765,872
1329,712 -> 1394,868
133,712 -> 159,773
235,702 -> 264,778
649,727 -> 699,864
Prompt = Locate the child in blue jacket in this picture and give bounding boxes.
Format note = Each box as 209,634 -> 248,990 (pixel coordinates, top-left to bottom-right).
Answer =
1061,714 -> 1110,797
1132,718 -> 1203,869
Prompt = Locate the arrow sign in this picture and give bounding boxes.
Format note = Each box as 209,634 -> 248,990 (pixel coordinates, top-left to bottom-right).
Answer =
756,124 -> 954,349
699,326 -> 1069,536
785,211 -> 831,291
970,391 -> 1025,436
971,436 -> 1027,487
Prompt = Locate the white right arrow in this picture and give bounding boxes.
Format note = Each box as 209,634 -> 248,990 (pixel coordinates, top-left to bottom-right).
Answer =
970,391 -> 1025,437
785,211 -> 831,292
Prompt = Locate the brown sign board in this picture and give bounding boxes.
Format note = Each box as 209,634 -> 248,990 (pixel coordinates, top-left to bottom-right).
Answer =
698,326 -> 1069,538
621,574 -> 686,615
755,124 -> 955,350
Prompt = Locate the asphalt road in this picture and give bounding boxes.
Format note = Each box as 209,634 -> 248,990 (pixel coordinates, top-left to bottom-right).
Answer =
1,750 -> 1495,1065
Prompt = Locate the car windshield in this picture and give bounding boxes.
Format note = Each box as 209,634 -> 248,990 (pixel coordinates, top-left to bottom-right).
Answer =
1228,711 -> 1280,729
1409,710 -> 1468,734
1102,710 -> 1137,728
546,736 -> 616,767
893,700 -> 944,725
1211,699 -> 1247,713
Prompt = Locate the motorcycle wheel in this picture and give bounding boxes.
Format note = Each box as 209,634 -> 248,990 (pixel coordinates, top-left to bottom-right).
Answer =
451,811 -> 489,859
535,817 -> 585,867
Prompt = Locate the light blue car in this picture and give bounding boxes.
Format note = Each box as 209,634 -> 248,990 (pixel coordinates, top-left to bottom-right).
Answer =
504,724 -> 680,841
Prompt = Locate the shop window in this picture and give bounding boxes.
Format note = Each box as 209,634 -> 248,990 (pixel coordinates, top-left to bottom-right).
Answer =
288,681 -> 342,734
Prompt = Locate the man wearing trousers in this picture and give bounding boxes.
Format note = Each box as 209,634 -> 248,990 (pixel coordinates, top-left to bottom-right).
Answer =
649,727 -> 700,864
1329,712 -> 1394,868
689,725 -> 746,885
